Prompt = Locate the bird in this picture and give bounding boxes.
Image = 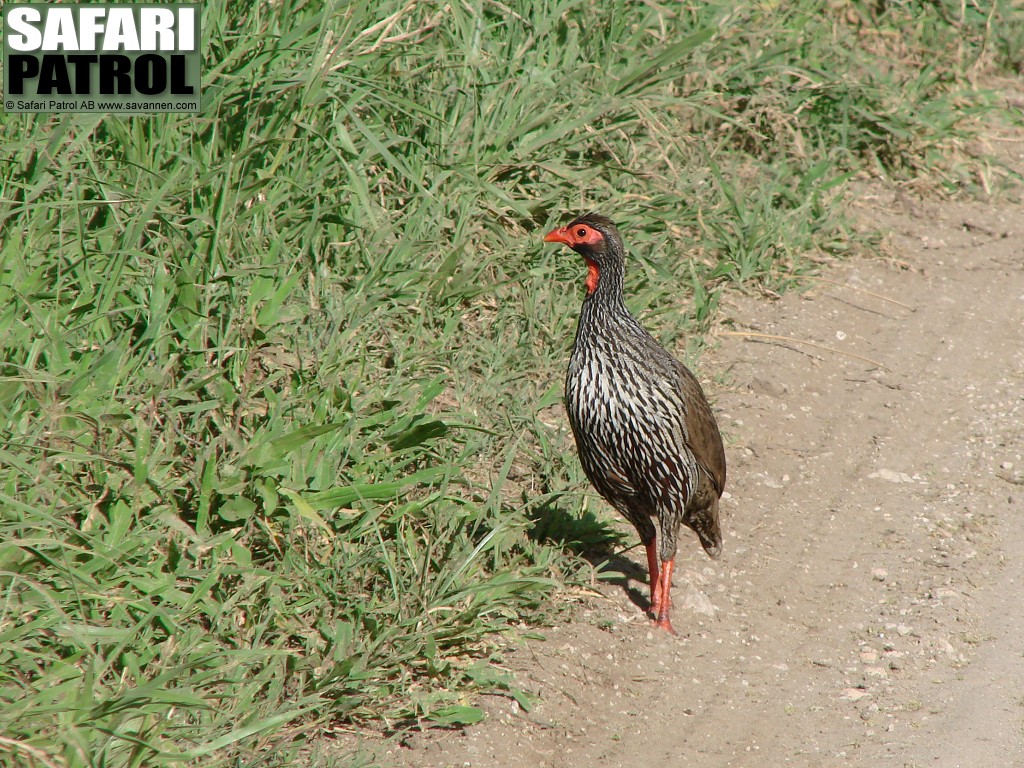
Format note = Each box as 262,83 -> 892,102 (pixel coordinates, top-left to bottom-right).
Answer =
544,213 -> 726,634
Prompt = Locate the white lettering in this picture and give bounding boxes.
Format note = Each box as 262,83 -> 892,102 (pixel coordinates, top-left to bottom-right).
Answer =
177,9 -> 196,51
6,8 -> 43,52
41,9 -> 79,51
103,9 -> 140,51
76,9 -> 106,50
6,6 -> 195,55
140,9 -> 176,51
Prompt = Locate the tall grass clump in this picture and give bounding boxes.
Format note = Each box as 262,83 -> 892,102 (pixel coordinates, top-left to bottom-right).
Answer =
0,0 -> 1018,765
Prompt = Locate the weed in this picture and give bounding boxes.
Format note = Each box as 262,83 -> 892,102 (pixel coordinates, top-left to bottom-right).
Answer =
0,0 -> 1018,765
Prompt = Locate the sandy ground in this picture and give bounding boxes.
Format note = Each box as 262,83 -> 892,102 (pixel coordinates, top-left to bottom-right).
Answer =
381,140 -> 1024,767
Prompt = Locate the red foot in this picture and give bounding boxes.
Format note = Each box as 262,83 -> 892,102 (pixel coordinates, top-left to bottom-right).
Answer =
653,615 -> 677,635
652,558 -> 676,634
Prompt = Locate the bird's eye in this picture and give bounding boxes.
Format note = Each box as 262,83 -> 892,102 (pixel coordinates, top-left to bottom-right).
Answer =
576,227 -> 588,238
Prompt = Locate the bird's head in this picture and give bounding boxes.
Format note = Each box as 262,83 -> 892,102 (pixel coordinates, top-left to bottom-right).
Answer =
544,213 -> 625,295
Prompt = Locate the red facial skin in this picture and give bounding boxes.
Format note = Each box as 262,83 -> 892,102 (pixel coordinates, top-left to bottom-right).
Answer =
544,223 -> 605,294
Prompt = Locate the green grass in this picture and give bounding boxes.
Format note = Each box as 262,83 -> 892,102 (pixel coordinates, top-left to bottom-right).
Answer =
0,0 -> 1020,765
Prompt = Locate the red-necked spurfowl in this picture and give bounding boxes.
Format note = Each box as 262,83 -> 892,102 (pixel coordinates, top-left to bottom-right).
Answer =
545,213 -> 726,634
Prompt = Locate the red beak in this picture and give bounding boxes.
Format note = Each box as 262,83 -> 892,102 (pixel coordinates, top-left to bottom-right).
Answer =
544,226 -> 572,245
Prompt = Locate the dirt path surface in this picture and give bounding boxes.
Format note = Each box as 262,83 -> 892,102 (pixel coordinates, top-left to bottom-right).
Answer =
394,165 -> 1024,767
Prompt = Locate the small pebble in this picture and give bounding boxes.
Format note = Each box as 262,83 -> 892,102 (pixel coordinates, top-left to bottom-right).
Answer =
842,688 -> 871,701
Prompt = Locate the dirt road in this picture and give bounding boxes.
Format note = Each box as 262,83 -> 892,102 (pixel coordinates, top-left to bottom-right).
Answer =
397,169 -> 1024,767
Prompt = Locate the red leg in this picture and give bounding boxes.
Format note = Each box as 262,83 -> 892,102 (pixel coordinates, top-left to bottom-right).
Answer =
653,558 -> 677,635
644,538 -> 661,615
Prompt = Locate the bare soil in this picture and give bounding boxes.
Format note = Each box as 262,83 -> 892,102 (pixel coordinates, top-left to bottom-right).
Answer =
387,141 -> 1024,767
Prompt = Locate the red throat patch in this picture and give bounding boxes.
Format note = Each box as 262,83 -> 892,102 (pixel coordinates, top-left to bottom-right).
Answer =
585,259 -> 600,294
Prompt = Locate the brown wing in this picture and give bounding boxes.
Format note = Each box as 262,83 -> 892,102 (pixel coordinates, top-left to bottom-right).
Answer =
675,361 -> 726,496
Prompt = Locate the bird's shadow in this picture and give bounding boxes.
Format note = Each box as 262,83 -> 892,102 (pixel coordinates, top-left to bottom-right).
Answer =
527,499 -> 653,614
588,551 -> 655,614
